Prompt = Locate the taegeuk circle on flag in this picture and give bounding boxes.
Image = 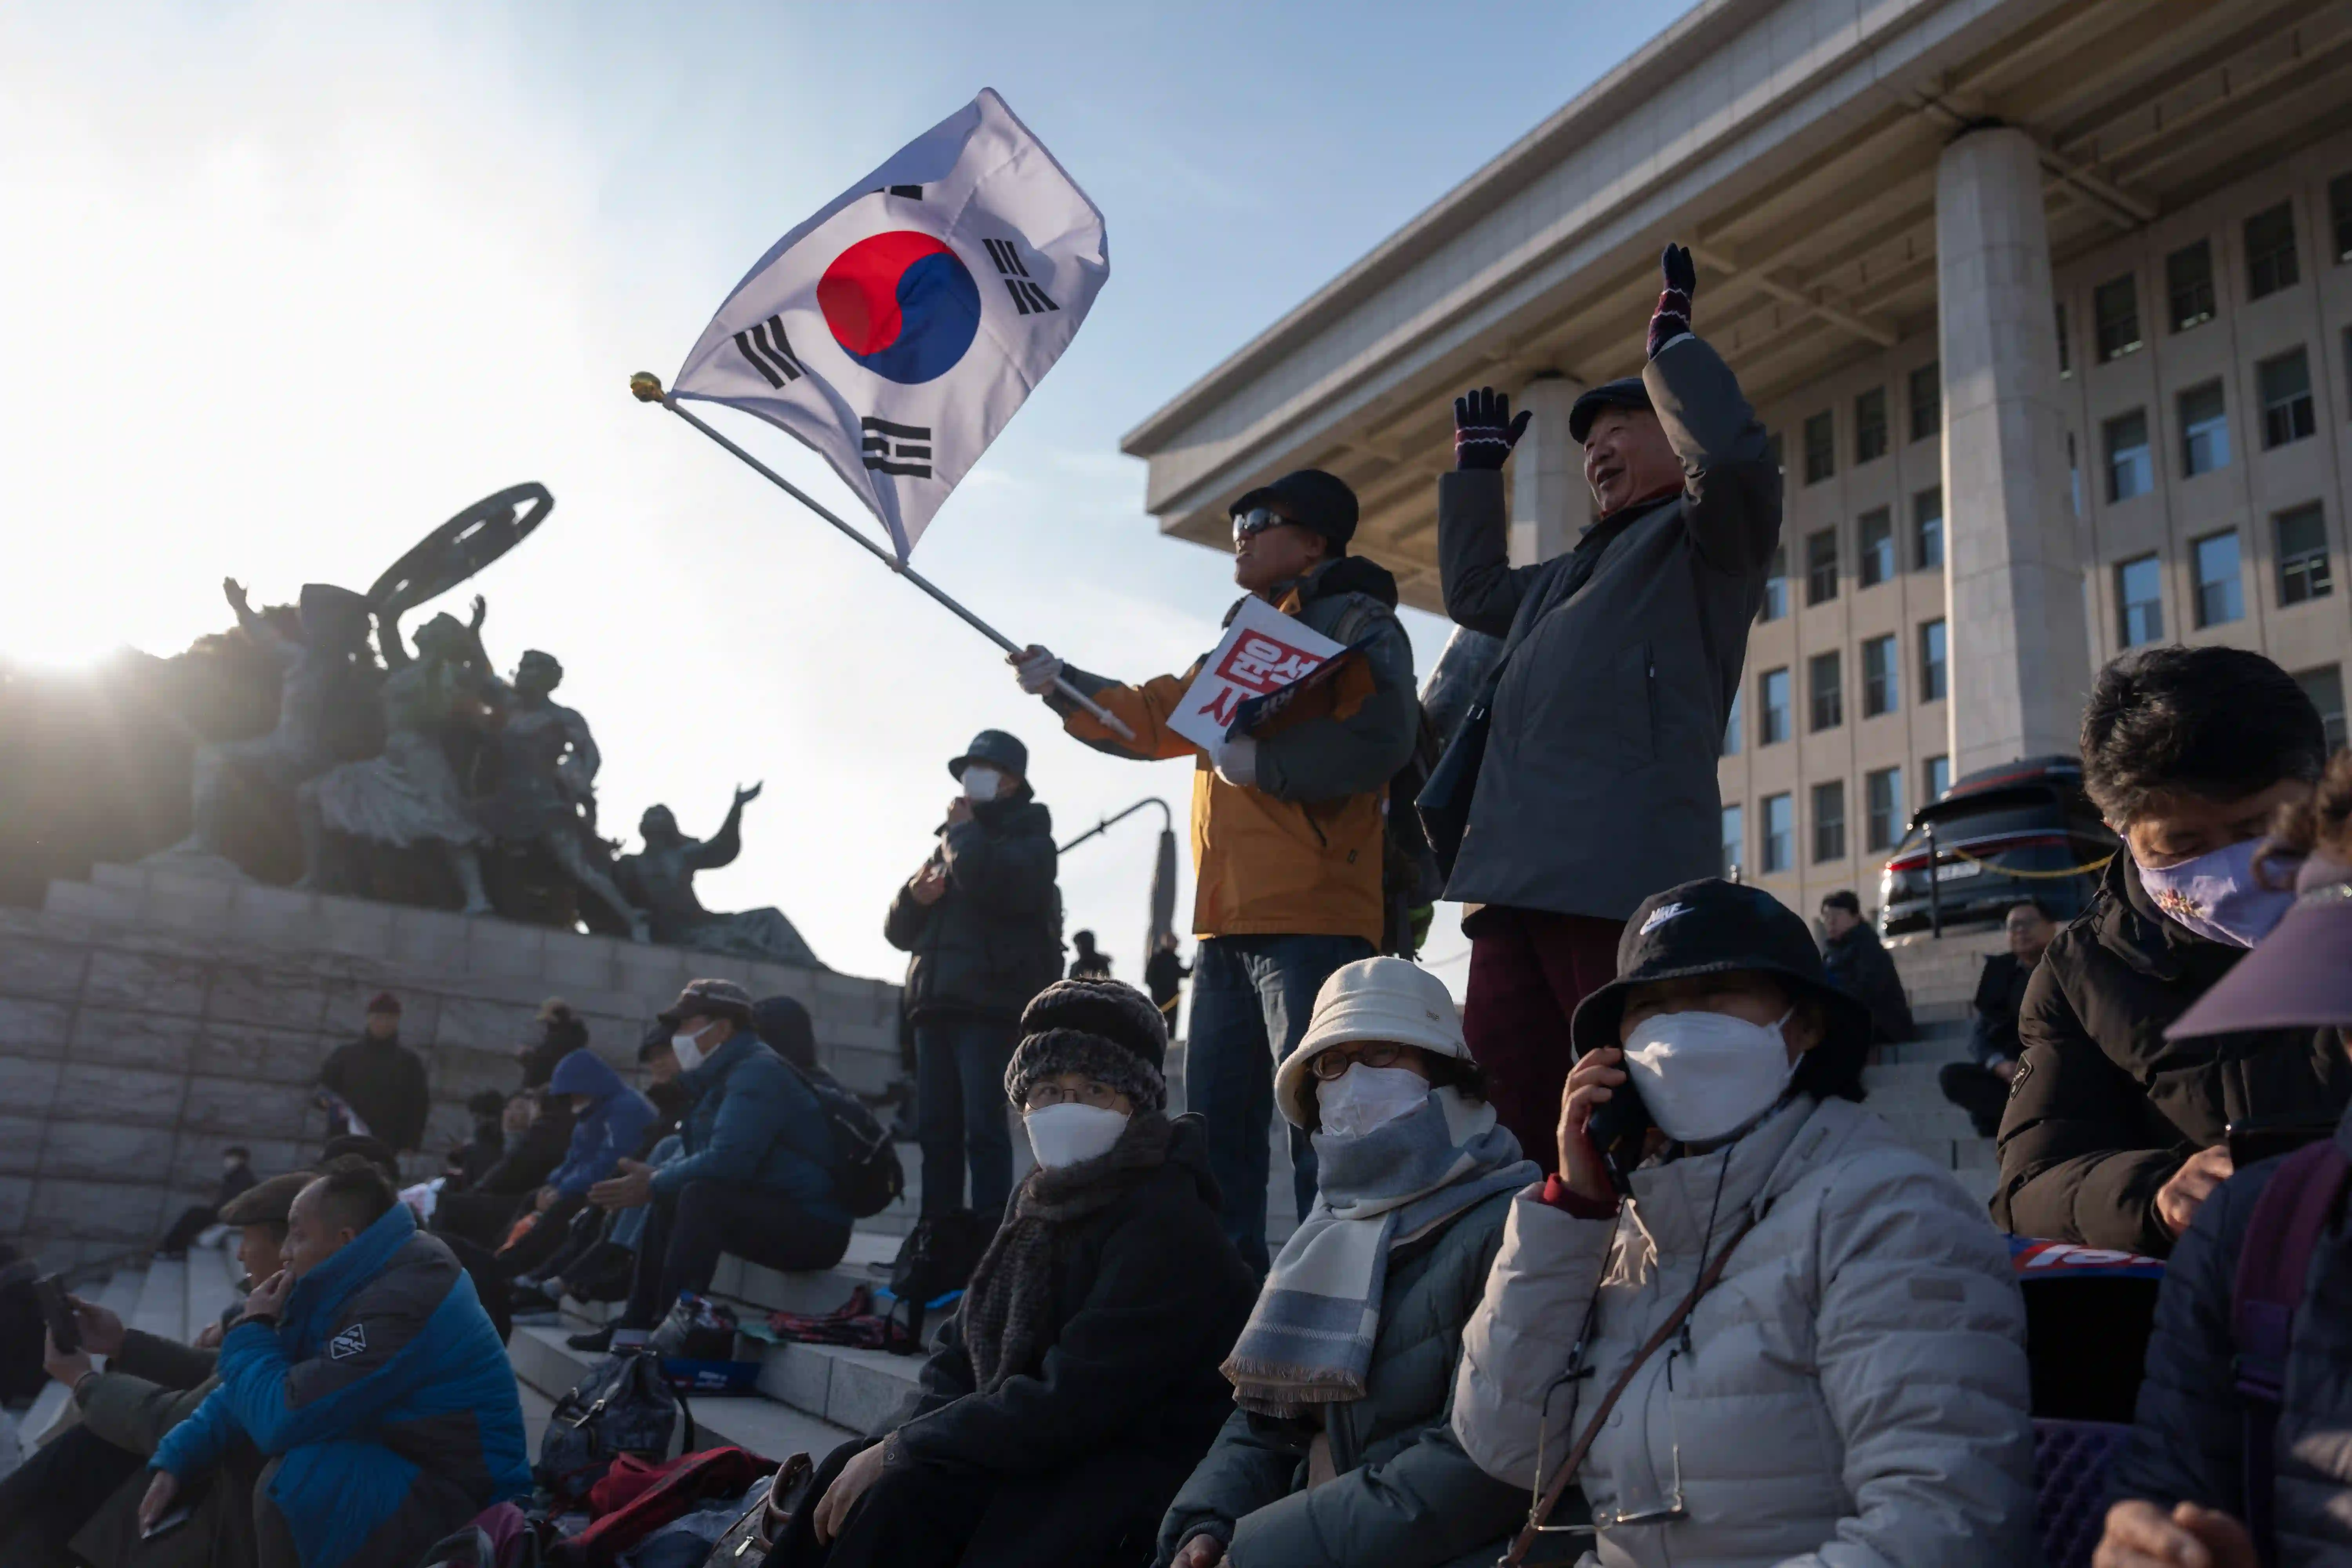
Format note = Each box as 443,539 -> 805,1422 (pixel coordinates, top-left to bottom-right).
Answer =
816,231 -> 982,385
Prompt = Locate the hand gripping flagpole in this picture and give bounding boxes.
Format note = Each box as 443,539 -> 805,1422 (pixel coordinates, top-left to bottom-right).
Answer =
632,373 -> 1135,741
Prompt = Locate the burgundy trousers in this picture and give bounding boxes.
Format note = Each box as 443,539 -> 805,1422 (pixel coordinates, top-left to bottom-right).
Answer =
1461,906 -> 1626,1176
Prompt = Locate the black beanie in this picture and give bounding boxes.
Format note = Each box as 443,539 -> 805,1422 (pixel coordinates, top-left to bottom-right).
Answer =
1003,979 -> 1168,1114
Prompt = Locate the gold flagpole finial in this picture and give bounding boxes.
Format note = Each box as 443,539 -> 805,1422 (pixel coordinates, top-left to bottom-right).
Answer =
629,372 -> 666,403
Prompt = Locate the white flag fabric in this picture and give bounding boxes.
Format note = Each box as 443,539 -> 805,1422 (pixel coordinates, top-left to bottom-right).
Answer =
670,89 -> 1107,559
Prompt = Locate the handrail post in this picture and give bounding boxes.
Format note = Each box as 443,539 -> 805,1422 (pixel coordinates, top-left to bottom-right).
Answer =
1926,822 -> 1943,938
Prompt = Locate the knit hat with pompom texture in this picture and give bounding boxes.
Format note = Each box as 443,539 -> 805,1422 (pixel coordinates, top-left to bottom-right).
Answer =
1002,979 -> 1168,1114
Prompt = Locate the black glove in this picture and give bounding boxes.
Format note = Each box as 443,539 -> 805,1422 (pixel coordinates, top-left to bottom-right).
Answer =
1453,387 -> 1532,471
1648,243 -> 1697,359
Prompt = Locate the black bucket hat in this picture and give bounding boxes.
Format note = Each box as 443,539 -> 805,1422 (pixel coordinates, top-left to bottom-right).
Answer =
949,729 -> 1027,781
1229,469 -> 1358,552
1568,376 -> 1654,443
1570,878 -> 1873,1066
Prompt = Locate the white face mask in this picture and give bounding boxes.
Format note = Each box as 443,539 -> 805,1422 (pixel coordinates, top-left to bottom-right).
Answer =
1023,1102 -> 1129,1168
962,765 -> 1002,804
1620,1010 -> 1797,1144
671,1023 -> 709,1073
1315,1062 -> 1432,1139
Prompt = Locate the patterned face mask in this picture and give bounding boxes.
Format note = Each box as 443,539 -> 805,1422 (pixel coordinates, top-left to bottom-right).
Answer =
2136,837 -> 2296,949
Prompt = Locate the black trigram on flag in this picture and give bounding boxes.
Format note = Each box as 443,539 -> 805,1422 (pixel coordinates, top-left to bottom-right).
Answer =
733,315 -> 808,389
862,417 -> 933,479
982,236 -> 1059,316
873,183 -> 923,198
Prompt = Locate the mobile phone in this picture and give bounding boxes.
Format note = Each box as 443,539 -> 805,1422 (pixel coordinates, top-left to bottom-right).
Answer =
1584,1082 -> 1654,1197
2225,1116 -> 2337,1171
34,1274 -> 78,1356
142,1504 -> 195,1541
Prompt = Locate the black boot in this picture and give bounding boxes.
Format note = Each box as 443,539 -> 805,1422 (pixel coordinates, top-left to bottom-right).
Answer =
565,1323 -> 615,1354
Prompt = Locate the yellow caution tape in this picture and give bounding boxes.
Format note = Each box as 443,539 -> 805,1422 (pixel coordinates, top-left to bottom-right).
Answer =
1940,842 -> 2116,880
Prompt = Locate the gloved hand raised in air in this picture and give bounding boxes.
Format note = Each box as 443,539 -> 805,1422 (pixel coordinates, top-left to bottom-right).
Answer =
1010,644 -> 1063,695
1452,387 -> 1532,472
1649,242 -> 1697,359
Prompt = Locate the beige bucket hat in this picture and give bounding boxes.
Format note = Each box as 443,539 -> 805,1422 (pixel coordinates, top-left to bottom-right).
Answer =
1274,956 -> 1468,1127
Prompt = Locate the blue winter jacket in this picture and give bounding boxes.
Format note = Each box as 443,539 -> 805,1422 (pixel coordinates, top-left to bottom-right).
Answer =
153,1203 -> 530,1568
652,1030 -> 846,1228
546,1048 -> 657,1198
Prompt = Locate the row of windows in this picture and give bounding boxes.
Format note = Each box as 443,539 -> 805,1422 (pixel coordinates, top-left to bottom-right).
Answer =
1721,755 -> 1956,876
1790,363 -> 1942,485
1757,488 -> 1944,619
2110,501 -> 2335,646
1727,620 -> 1946,753
2099,345 -> 2321,504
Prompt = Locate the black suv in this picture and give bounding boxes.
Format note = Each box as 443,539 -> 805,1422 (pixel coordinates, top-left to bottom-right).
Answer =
1878,755 -> 2119,936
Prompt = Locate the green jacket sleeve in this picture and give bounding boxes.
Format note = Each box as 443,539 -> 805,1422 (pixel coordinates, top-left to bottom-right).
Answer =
76,1334 -> 220,1459
1155,1405 -> 1310,1562
1254,612 -> 1418,805
1644,332 -> 1780,579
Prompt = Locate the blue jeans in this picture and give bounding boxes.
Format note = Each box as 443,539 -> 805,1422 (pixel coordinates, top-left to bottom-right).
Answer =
1187,933 -> 1374,1274
915,1014 -> 1020,1217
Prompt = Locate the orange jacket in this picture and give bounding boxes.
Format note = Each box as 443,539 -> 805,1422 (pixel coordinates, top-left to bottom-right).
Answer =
1053,558 -> 1417,944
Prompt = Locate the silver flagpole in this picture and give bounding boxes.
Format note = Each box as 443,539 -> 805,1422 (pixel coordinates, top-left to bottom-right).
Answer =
632,373 -> 1136,742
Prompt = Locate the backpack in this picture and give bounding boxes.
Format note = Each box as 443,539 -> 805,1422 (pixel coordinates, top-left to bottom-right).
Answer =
2230,1136 -> 2352,1561
536,1348 -> 695,1505
784,1059 -> 905,1220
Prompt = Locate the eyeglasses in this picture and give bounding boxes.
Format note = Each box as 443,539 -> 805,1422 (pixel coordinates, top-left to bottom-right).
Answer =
1308,1043 -> 1408,1080
1023,1081 -> 1124,1112
1231,506 -> 1295,543
1514,1341 -> 1689,1558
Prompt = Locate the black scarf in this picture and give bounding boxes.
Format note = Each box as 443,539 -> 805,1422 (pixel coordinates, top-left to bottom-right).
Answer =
960,1111 -> 1174,1392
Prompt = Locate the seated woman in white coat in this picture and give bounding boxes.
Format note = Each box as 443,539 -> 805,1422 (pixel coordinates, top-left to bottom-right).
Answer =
1451,877 -> 2034,1568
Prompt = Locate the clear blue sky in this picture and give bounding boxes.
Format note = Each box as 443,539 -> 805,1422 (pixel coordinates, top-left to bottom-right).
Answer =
0,2 -> 1667,992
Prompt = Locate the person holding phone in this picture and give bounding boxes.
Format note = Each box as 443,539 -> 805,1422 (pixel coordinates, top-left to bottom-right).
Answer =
1450,877 -> 2033,1567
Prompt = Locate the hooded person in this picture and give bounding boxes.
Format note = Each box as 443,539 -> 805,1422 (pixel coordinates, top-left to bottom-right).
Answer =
498,1048 -> 657,1281
754,993 -> 821,1074
1450,878 -> 2034,1568
1157,957 -> 1535,1568
766,980 -> 1258,1568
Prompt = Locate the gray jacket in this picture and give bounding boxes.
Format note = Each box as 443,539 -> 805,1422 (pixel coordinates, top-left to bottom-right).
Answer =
1438,333 -> 1779,921
1451,1096 -> 2034,1568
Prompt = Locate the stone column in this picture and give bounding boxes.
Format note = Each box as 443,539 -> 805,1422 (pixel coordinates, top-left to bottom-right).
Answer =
1509,374 -> 1591,565
1936,125 -> 2090,775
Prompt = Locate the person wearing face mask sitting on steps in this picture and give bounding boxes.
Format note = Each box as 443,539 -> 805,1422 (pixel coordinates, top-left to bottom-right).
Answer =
887,729 -> 1063,1225
1452,877 -> 2034,1568
570,978 -> 850,1356
1157,956 -> 1535,1568
1993,645 -> 2352,1256
766,980 -> 1258,1568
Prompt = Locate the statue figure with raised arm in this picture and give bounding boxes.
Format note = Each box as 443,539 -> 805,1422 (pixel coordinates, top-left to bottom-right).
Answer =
472,645 -> 649,943
296,594 -> 495,912
161,577 -> 375,866
616,784 -> 822,966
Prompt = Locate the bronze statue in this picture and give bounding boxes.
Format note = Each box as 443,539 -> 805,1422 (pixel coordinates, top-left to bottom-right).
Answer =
616,784 -> 821,966
295,596 -> 495,911
472,646 -> 648,943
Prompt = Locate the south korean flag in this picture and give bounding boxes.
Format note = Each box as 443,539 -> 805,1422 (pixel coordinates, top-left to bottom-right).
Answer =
669,89 -> 1109,560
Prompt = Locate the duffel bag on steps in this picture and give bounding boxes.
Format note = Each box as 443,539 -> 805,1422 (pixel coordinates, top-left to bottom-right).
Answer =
548,1445 -> 774,1568
536,1348 -> 696,1506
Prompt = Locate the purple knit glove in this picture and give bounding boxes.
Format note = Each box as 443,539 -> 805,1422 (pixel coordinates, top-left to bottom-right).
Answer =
1648,243 -> 1697,359
1452,386 -> 1533,471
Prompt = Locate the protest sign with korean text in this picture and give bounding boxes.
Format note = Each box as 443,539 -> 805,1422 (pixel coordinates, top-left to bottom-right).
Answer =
1167,597 -> 1344,752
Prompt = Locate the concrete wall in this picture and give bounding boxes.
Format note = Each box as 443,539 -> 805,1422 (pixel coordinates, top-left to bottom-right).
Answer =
0,863 -> 900,1270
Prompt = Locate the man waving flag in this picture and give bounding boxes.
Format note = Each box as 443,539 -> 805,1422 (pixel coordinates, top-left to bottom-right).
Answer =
669,88 -> 1108,560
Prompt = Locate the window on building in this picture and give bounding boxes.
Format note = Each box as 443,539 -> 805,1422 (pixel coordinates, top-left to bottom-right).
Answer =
2179,380 -> 2230,477
2246,202 -> 2300,299
2192,530 -> 2243,628
2297,665 -> 2348,752
1913,486 -> 1944,571
1861,633 -> 1898,717
1760,545 -> 1788,621
1926,754 -> 1951,801
2117,553 -> 2165,646
2167,240 -> 2216,332
2332,173 -> 2352,264
1760,668 -> 1791,745
2094,274 -> 2142,361
1812,780 -> 1847,865
1918,618 -> 1948,702
1907,362 -> 1940,443
1721,804 -> 1745,879
1806,528 -> 1839,605
1762,793 -> 1793,873
2056,302 -> 2071,378
1803,410 -> 1835,484
1722,684 -> 1744,756
1858,508 -> 1894,587
1866,766 -> 1904,854
1855,387 -> 1888,464
1809,650 -> 1843,731
2277,503 -> 2333,606
2069,431 -> 2082,517
2259,348 -> 2316,448
2104,410 -> 2153,503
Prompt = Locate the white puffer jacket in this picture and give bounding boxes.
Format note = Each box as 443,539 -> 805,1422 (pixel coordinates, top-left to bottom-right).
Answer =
1451,1095 -> 2033,1568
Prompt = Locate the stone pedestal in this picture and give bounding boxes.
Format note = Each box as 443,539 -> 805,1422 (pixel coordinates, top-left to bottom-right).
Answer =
0,864 -> 901,1269
1509,374 -> 1591,565
1936,125 -> 2092,774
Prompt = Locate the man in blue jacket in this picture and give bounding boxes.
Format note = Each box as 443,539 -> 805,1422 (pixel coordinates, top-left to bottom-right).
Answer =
501,1047 -> 657,1283
142,1161 -> 529,1568
579,979 -> 851,1351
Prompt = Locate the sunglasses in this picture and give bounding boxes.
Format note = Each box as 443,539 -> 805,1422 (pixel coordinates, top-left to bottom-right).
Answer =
1231,506 -> 1297,543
